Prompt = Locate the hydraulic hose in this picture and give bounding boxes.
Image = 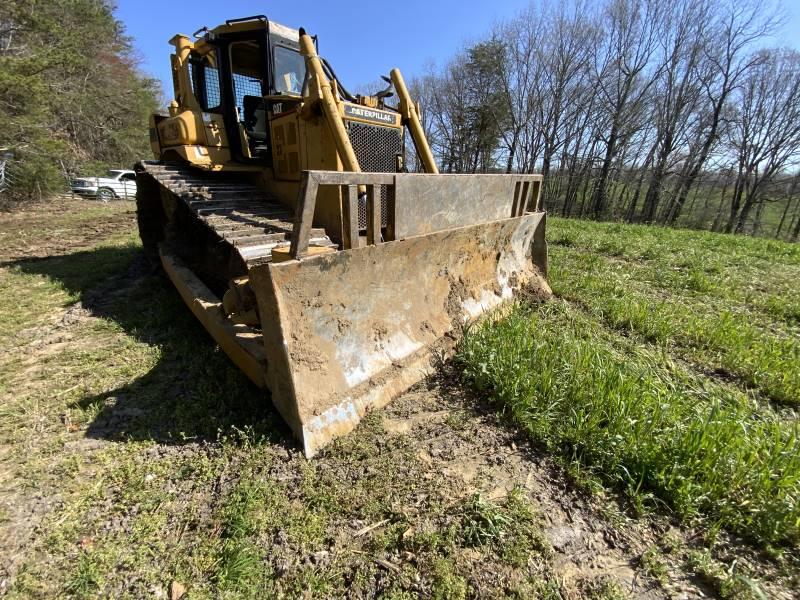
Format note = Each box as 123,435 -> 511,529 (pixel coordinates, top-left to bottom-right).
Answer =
320,57 -> 356,102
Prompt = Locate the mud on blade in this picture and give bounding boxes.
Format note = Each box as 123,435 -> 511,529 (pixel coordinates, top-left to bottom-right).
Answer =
249,172 -> 550,456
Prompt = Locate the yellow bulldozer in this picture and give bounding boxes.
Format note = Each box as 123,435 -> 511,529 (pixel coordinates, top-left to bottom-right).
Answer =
135,15 -> 550,456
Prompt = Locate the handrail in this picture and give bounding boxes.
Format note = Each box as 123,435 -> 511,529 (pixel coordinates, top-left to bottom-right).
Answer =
288,170 -> 545,260
290,171 -> 395,259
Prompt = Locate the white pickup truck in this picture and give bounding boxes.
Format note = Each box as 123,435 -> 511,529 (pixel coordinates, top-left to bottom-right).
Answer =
70,169 -> 137,201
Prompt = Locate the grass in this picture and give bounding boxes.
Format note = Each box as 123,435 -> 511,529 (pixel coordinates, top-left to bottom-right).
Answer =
0,203 -> 559,597
549,220 -> 800,406
2,201 -> 798,597
456,488 -> 551,567
212,479 -> 275,595
550,250 -> 800,405
458,218 -> 800,550
685,549 -> 771,599
639,546 -> 669,584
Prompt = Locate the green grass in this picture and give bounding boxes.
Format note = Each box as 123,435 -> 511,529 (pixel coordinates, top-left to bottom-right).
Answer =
551,248 -> 800,406
0,242 -> 138,339
0,202 -> 139,348
212,479 -> 275,595
3,202 -> 798,597
549,219 -> 800,406
458,218 -> 800,549
456,488 -> 551,567
550,218 -> 800,323
639,546 -> 669,584
0,232 -> 559,598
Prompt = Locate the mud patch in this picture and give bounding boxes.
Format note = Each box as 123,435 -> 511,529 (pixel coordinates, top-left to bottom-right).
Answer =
444,275 -> 471,331
366,375 -> 785,599
382,410 -> 449,435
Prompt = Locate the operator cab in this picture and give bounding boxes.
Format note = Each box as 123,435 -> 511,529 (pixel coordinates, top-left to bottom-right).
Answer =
188,16 -> 307,163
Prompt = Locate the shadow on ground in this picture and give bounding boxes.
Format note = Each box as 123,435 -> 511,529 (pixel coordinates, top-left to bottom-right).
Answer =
9,245 -> 294,450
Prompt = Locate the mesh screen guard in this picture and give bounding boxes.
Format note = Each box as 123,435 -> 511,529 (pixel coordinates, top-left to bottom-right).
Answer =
344,120 -> 403,230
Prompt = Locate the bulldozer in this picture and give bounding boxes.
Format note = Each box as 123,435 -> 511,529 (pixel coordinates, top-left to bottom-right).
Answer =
135,15 -> 550,457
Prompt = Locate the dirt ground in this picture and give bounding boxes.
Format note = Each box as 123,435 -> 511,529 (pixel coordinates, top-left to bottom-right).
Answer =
0,199 -> 793,599
0,198 -> 135,259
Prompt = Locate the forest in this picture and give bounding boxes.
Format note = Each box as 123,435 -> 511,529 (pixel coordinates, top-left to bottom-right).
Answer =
2,0 -> 799,241
0,0 -> 159,203
408,0 -> 800,239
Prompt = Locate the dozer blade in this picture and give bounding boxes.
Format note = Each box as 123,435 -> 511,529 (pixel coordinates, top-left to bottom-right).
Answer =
248,171 -> 550,457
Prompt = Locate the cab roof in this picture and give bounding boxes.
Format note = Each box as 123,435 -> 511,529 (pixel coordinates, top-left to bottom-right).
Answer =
207,16 -> 300,42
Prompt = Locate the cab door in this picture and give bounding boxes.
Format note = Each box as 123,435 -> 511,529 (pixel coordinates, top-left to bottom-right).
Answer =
217,32 -> 271,163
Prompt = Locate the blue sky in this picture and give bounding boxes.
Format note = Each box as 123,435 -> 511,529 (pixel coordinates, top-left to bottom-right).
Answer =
117,0 -> 800,101
117,0 -> 531,100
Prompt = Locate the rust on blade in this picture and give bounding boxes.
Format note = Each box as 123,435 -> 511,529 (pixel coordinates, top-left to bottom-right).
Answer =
249,211 -> 550,456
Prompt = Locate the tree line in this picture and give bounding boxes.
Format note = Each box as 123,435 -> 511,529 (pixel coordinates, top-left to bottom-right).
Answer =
409,0 -> 800,240
0,0 -> 159,204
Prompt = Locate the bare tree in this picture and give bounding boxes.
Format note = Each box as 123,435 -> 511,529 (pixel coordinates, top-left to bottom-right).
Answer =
639,0 -> 707,222
775,172 -> 800,239
587,0 -> 665,218
492,10 -> 546,173
408,0 -> 799,240
665,0 -> 782,224
535,1 -> 598,202
725,49 -> 800,233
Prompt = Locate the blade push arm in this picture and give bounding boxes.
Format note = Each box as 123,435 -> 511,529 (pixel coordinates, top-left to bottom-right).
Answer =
298,29 -> 362,174
390,68 -> 438,174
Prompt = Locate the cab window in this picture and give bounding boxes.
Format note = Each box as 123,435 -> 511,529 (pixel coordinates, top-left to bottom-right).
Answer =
189,53 -> 222,111
274,46 -> 305,95
229,40 -> 265,121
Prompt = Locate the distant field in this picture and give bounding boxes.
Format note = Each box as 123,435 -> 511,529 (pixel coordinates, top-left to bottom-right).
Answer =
460,218 -> 800,548
1,202 -> 797,599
